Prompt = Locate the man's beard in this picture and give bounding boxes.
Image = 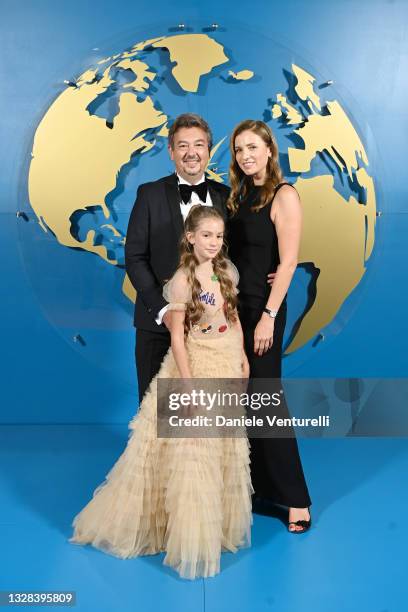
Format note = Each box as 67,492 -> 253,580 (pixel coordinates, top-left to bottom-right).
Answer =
183,158 -> 201,175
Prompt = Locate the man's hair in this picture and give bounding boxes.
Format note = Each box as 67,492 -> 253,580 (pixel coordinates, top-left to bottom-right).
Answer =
168,113 -> 213,151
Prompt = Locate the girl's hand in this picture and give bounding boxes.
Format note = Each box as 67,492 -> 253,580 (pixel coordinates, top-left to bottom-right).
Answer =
254,313 -> 275,356
180,378 -> 195,418
241,351 -> 250,379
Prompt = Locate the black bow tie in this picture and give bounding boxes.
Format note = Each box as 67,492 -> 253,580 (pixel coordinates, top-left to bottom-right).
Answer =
179,181 -> 208,205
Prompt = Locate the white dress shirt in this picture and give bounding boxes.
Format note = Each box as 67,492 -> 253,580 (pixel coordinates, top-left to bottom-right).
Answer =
155,172 -> 213,325
177,172 -> 213,220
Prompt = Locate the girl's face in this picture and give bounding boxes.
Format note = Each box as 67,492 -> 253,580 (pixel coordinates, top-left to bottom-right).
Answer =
187,217 -> 224,263
234,129 -> 271,185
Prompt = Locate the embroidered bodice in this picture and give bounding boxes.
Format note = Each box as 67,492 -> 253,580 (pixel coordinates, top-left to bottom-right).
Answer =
162,260 -> 239,338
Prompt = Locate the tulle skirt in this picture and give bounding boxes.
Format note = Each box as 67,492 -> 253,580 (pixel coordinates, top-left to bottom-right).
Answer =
69,328 -> 253,579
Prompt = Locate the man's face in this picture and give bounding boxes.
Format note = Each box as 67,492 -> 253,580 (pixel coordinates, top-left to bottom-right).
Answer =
168,127 -> 210,183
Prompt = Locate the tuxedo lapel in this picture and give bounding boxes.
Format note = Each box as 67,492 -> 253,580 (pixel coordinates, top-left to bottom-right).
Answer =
164,174 -> 228,236
208,180 -> 227,218
164,174 -> 184,238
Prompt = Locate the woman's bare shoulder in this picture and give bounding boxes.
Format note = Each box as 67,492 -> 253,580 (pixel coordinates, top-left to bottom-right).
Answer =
275,183 -> 300,200
271,184 -> 301,223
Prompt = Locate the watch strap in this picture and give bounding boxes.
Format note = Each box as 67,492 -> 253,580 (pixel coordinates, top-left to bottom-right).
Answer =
264,307 -> 278,318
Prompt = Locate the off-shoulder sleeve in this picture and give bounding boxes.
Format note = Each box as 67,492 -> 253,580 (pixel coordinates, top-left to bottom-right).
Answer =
225,259 -> 240,294
162,268 -> 192,311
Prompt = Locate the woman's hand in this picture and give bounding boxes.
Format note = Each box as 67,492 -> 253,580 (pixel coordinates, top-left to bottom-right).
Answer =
254,313 -> 275,356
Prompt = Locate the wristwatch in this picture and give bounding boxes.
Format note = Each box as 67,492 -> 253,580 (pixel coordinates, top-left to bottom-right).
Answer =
263,307 -> 278,319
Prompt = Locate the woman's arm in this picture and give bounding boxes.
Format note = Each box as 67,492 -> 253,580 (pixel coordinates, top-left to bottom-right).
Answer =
254,186 -> 302,356
266,185 -> 302,311
170,310 -> 193,378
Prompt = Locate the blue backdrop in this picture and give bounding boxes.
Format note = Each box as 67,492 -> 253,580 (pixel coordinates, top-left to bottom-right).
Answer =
1,0 -> 407,423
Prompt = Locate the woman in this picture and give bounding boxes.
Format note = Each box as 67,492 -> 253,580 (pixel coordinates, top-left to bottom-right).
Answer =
70,206 -> 252,579
227,119 -> 312,533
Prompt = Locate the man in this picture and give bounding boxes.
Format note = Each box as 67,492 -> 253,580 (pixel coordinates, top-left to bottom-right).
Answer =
125,113 -> 230,402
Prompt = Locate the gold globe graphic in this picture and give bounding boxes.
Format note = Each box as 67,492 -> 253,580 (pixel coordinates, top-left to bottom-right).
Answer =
28,31 -> 376,354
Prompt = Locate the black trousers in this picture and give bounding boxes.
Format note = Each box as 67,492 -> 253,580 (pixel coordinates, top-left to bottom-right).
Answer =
135,329 -> 170,404
240,301 -> 312,508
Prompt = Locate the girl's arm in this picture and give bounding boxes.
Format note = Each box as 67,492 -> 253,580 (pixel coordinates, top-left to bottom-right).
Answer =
170,310 -> 193,378
232,309 -> 244,346
232,310 -> 250,378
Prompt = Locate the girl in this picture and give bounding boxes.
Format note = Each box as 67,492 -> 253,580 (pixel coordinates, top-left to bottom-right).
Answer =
70,205 -> 253,579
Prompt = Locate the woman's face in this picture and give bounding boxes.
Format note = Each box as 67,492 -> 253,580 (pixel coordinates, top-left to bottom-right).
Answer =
234,129 -> 271,185
187,218 -> 224,263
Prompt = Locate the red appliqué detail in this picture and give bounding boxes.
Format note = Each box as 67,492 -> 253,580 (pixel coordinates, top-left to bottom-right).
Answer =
218,325 -> 227,333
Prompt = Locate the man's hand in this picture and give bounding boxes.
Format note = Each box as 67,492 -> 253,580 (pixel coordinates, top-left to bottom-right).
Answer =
162,310 -> 172,331
267,272 -> 276,286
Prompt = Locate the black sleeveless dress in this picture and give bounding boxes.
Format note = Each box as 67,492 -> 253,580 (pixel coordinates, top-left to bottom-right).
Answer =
227,182 -> 312,508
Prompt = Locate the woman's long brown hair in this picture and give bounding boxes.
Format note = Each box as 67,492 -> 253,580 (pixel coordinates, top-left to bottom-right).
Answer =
178,205 -> 238,334
227,119 -> 284,215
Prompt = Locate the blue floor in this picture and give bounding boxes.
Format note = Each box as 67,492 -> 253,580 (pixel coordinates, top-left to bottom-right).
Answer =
0,425 -> 407,611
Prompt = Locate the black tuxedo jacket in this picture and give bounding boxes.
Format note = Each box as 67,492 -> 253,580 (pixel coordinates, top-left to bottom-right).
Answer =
125,173 -> 230,332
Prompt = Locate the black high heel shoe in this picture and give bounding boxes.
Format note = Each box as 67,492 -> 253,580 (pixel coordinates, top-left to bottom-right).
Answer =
288,507 -> 312,534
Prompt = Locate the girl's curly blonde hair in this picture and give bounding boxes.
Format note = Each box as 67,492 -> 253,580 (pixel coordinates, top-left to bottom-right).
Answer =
178,205 -> 237,334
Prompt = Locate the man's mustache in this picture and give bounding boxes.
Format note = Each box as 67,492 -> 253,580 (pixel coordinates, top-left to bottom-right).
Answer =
182,155 -> 201,162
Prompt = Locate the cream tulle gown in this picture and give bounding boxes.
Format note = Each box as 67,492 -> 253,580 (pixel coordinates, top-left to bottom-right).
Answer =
69,260 -> 253,579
